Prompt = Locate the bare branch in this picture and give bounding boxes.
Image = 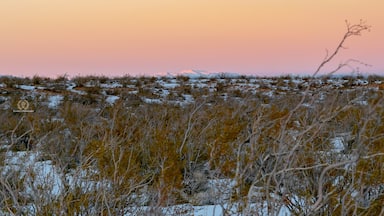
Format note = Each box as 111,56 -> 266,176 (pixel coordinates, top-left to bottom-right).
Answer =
314,19 -> 371,76
310,158 -> 358,211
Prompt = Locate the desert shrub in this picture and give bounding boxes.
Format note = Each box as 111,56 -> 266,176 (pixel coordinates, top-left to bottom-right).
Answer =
0,67 -> 382,214
215,81 -> 228,92
174,85 -> 192,95
176,75 -> 190,82
84,86 -> 101,95
166,92 -> 183,101
31,75 -> 44,85
68,91 -> 99,105
72,76 -> 88,87
0,76 -> 24,88
0,169 -> 28,212
123,93 -> 142,107
105,88 -> 120,96
138,87 -> 158,99
229,89 -> 244,98
54,74 -> 68,83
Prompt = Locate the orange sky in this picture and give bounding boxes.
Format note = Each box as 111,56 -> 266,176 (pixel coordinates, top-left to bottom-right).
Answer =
0,0 -> 383,77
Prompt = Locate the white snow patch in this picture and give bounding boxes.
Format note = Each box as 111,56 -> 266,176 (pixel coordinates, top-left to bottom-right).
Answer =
66,82 -> 76,90
193,205 -> 224,216
4,151 -> 35,167
16,85 -> 35,91
301,103 -> 313,108
192,83 -> 209,88
330,133 -> 352,154
27,160 -> 63,196
162,83 -> 180,88
48,95 -> 64,108
106,95 -> 120,104
353,79 -> 368,86
353,100 -> 368,106
51,117 -> 64,122
182,94 -> 194,103
142,98 -> 162,104
69,89 -> 86,95
158,89 -> 170,97
138,202 -> 291,216
100,82 -> 123,88
129,90 -> 139,94
65,168 -> 107,192
262,91 -> 274,97
3,151 -> 63,198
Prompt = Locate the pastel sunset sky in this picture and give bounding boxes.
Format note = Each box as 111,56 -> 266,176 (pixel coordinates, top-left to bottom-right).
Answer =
1,0 -> 383,77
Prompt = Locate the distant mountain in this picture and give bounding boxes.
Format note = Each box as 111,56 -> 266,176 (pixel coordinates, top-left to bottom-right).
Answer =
155,69 -> 242,79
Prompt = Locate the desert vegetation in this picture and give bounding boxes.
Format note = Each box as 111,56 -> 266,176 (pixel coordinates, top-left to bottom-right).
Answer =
1,72 -> 383,215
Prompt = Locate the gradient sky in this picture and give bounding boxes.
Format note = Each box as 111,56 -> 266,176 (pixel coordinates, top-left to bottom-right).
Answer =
0,0 -> 383,77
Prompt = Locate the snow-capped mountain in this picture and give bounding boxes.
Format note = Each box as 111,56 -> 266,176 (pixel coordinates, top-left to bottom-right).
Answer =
155,69 -> 242,78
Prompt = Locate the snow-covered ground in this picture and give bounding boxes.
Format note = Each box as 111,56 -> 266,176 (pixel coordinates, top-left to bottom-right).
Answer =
106,95 -> 120,105
0,74 -> 383,215
131,203 -> 291,216
3,151 -> 63,198
16,85 -> 35,91
1,150 -> 293,215
48,95 -> 64,108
